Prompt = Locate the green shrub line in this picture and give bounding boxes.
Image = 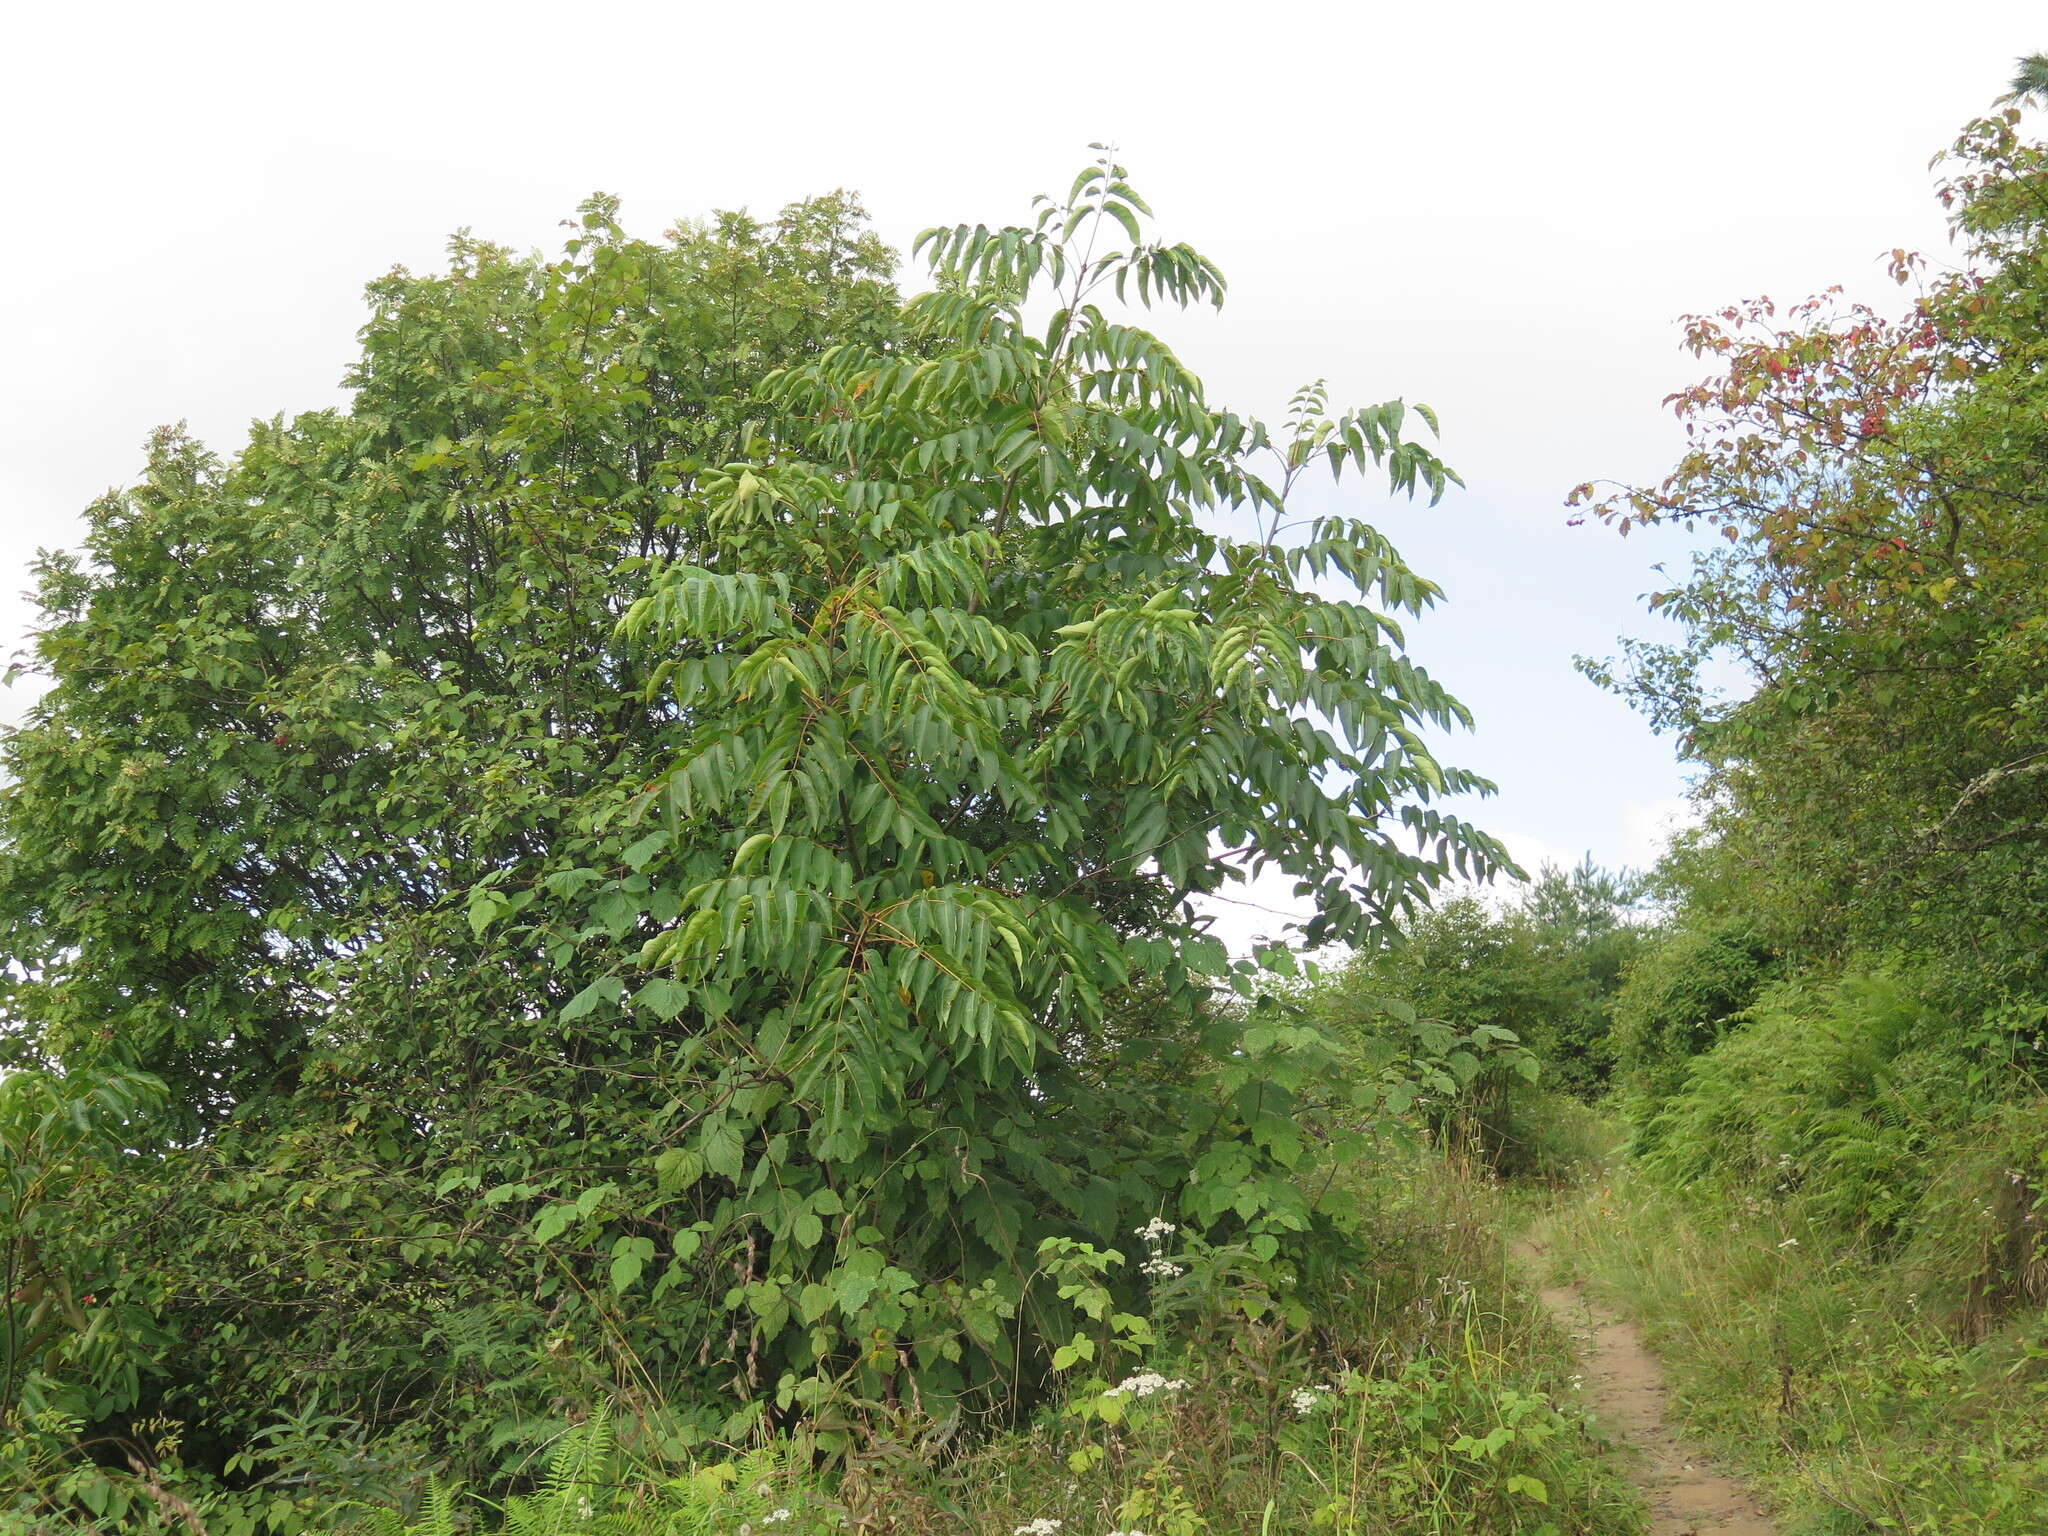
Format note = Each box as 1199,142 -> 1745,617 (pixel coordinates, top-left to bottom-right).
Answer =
3,1148 -> 1644,1536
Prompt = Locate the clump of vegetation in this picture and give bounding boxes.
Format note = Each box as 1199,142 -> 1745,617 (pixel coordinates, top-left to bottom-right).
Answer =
3,1147 -> 1643,1536
1304,861 -> 1646,1180
0,153 -> 1578,1530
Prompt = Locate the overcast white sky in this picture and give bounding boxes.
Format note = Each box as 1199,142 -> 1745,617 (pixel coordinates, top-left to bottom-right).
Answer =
4,0 -> 2042,948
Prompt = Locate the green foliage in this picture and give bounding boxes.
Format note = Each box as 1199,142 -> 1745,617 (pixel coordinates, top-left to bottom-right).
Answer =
1623,962 -> 2048,1312
2009,52 -> 2048,106
1512,862 -> 1652,1096
0,1067 -> 167,1421
1631,968 -> 1943,1215
1608,916 -> 1775,1113
1544,1165 -> 2048,1536
0,157 -> 1507,1494
352,1409 -> 843,1536
860,1150 -> 1640,1536
1575,105 -> 2048,986
1307,862 -> 1645,1176
0,1154 -> 1640,1536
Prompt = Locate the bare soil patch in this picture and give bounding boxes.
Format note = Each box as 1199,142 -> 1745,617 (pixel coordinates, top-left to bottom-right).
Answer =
1519,1239 -> 1779,1536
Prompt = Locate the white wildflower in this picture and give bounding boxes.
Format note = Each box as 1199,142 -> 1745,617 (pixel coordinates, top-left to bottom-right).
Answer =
1014,1521 -> 1064,1536
1104,1372 -> 1187,1399
1134,1217 -> 1176,1246
576,1496 -> 595,1521
763,1512 -> 793,1526
1139,1258 -> 1185,1279
1287,1385 -> 1333,1416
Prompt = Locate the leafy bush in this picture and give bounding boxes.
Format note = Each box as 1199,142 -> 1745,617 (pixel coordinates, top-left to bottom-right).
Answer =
1608,918 -> 1774,1117
0,1067 -> 166,1422
0,159 -> 1509,1499
1628,963 -> 2048,1314
1631,968 -> 1934,1202
365,1149 -> 1643,1536
1307,864 -> 1645,1176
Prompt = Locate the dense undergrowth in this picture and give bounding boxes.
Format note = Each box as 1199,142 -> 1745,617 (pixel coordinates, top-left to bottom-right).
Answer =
1533,965 -> 2048,1535
2,1144 -> 1643,1536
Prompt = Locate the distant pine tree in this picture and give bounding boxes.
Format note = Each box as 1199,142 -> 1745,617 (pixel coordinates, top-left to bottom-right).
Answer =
2011,53 -> 2048,104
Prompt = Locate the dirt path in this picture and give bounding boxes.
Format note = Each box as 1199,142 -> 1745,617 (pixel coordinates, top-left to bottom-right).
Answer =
1517,1239 -> 1779,1536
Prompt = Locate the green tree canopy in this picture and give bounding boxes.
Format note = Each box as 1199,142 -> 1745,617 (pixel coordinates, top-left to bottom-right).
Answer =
1575,105 -> 2048,984
0,162 -> 1502,1476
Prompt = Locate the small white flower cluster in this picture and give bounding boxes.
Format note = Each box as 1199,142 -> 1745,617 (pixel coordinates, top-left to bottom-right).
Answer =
1134,1219 -> 1182,1281
1287,1384 -> 1335,1416
1104,1529 -> 1152,1536
1105,1371 -> 1187,1399
1014,1521 -> 1063,1536
575,1496 -> 595,1521
764,1512 -> 793,1526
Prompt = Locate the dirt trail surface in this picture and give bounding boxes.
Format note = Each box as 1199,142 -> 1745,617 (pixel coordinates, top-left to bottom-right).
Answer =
1518,1239 -> 1780,1536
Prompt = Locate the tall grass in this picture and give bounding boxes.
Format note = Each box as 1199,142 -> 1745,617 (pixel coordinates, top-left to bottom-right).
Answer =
4,1150 -> 1645,1536
883,1152 -> 1641,1536
1537,1164 -> 2048,1535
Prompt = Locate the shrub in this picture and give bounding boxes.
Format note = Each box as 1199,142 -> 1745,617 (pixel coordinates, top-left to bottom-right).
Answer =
1609,919 -> 1774,1117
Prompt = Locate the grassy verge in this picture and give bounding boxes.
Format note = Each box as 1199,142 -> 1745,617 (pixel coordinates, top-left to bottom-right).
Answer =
1536,1164 -> 2048,1536
875,1153 -> 1641,1536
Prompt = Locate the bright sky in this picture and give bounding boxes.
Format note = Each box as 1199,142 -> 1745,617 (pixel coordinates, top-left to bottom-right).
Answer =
4,0 -> 2041,949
